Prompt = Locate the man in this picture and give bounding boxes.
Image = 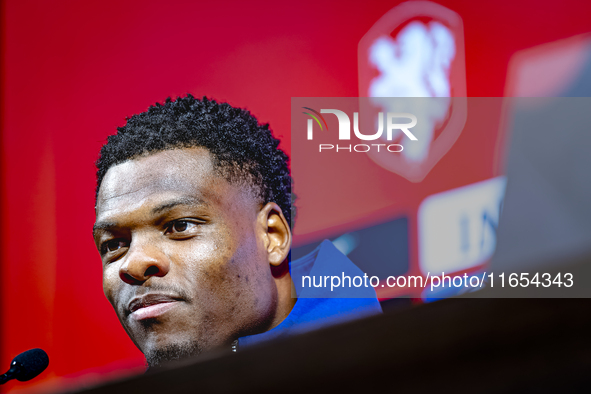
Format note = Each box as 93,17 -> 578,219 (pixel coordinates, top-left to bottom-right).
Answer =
93,95 -> 381,368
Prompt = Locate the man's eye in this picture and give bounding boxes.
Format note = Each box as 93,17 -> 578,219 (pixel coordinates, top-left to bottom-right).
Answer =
103,239 -> 129,253
166,220 -> 196,234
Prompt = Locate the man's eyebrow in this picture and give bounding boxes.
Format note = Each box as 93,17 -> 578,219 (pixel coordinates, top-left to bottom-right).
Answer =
93,197 -> 205,234
93,222 -> 118,234
151,196 -> 206,214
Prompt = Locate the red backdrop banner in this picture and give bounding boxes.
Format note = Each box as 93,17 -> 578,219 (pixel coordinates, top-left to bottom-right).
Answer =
2,0 -> 591,392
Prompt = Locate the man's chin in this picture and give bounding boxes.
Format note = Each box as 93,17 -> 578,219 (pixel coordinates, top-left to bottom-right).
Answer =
144,341 -> 203,370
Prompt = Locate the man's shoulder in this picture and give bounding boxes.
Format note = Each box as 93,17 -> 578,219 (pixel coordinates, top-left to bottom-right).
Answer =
239,240 -> 382,348
292,239 -> 382,300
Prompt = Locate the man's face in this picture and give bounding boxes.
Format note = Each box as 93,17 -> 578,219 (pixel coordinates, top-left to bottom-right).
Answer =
94,147 -> 279,364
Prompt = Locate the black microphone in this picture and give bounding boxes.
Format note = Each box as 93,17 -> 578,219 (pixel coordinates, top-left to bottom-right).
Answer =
0,349 -> 49,385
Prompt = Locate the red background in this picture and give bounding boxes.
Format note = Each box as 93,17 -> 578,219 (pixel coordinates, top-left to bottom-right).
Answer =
2,0 -> 591,392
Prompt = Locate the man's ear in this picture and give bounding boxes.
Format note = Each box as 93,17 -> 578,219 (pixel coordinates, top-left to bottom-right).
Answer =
258,202 -> 291,267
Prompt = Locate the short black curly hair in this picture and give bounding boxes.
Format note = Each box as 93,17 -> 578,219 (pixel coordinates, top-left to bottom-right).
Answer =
95,95 -> 294,226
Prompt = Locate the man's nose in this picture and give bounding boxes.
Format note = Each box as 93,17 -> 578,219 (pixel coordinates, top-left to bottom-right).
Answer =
119,239 -> 170,284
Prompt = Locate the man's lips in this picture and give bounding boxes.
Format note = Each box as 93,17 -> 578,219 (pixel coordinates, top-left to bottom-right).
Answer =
127,293 -> 183,321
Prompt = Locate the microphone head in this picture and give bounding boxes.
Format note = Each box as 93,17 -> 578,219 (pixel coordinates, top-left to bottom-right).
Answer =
12,349 -> 49,381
